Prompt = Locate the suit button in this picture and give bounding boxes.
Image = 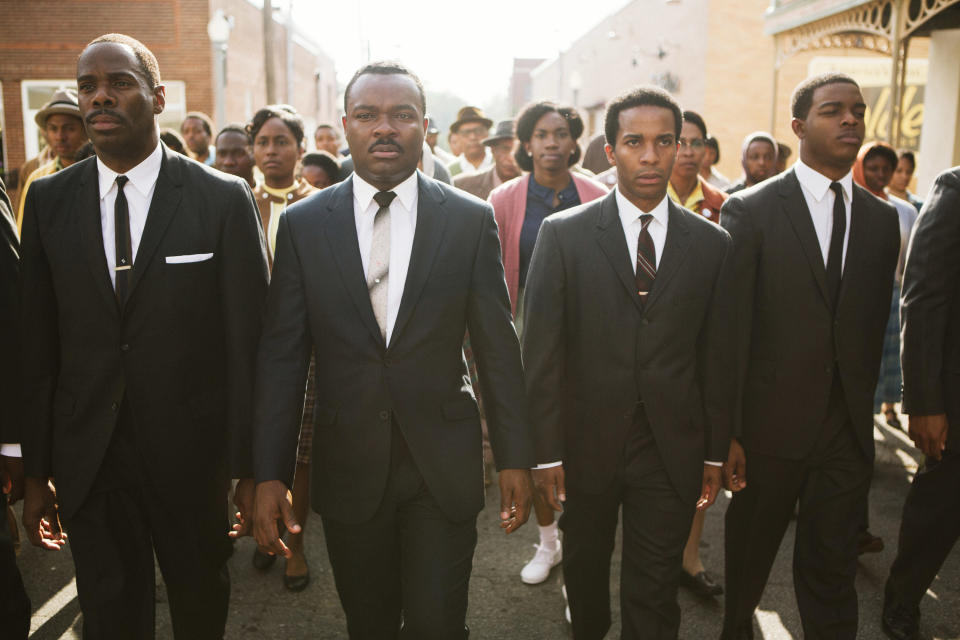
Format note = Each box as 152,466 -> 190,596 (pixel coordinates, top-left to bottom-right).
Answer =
379,411 -> 390,421
111,402 -> 119,412
641,318 -> 650,325
120,344 -> 130,352
384,357 -> 392,366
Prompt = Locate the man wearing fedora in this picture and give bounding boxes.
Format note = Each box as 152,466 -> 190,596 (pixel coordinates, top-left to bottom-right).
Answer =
16,88 -> 88,231
454,120 -> 522,201
447,106 -> 495,178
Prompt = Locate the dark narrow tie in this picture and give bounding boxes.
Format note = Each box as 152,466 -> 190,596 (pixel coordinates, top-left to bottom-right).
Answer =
825,182 -> 846,311
368,190 -> 396,340
636,214 -> 656,303
114,175 -> 132,307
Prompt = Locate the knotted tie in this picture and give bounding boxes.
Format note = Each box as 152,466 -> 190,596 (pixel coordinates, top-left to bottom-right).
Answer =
368,190 -> 396,340
114,175 -> 132,307
826,182 -> 846,311
636,214 -> 656,302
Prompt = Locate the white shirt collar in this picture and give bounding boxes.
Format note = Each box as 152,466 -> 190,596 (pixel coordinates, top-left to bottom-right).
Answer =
352,170 -> 419,213
615,188 -> 670,229
794,158 -> 853,204
97,142 -> 163,200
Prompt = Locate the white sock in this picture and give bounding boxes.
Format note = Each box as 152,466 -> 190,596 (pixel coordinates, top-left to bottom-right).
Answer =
539,522 -> 559,551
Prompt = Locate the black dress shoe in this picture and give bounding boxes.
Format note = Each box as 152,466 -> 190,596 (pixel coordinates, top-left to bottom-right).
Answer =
719,623 -> 753,640
252,547 -> 277,570
882,595 -> 919,640
284,568 -> 310,592
680,570 -> 723,598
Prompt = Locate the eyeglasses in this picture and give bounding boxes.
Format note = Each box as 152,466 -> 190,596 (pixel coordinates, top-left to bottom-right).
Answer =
678,137 -> 705,151
458,126 -> 488,138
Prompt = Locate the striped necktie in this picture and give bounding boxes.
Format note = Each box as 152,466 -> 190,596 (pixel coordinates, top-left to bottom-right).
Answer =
636,214 -> 656,303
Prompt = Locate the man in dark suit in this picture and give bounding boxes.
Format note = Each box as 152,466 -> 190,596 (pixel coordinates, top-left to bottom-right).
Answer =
882,167 -> 960,640
19,34 -> 269,638
719,73 -> 901,639
0,177 -> 30,639
523,86 -> 732,639
251,62 -> 534,639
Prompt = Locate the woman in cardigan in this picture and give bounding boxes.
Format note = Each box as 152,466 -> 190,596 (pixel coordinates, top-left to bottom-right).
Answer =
488,102 -> 607,586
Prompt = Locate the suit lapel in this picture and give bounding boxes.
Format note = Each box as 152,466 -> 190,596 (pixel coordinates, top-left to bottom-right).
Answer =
127,148 -> 182,303
595,191 -> 643,315
323,179 -> 387,348
643,200 -> 691,312
780,169 -> 831,309
390,173 -> 448,346
78,159 -> 119,314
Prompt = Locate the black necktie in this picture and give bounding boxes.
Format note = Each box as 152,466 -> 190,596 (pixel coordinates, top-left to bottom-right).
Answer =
825,181 -> 846,311
636,214 -> 656,303
114,175 -> 132,307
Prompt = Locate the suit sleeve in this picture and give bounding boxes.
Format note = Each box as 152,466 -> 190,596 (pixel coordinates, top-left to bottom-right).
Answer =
465,205 -> 534,470
719,195 -> 761,439
900,171 -> 960,416
252,212 -> 313,487
0,179 -> 20,446
220,182 -> 270,478
520,218 -> 566,464
18,182 -> 59,478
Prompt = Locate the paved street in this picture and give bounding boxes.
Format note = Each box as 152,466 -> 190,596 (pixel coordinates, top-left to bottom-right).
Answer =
16,417 -> 960,639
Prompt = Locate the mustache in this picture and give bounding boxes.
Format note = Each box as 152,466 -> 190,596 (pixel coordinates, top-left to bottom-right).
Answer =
85,109 -> 126,125
369,139 -> 402,153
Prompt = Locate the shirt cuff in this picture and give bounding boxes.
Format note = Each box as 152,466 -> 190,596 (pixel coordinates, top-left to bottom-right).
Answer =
705,460 -> 723,467
0,443 -> 22,458
534,461 -> 562,469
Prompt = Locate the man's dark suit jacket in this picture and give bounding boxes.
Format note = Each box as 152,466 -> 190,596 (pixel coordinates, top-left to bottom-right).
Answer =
522,192 -> 734,504
252,172 -> 533,525
901,167 -> 960,449
0,179 -> 19,446
720,168 -> 900,460
19,146 -> 269,519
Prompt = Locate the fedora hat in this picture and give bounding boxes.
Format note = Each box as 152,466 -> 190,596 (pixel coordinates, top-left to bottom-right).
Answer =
34,88 -> 81,127
483,120 -> 515,146
450,106 -> 494,134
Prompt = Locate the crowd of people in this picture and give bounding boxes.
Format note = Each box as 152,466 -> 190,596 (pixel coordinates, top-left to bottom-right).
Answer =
0,31 -> 957,640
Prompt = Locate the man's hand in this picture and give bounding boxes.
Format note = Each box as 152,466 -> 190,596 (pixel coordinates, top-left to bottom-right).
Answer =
498,469 -> 532,534
229,478 -> 256,539
253,480 -> 300,558
697,464 -> 722,511
22,477 -> 66,550
908,414 -> 949,461
722,438 -> 747,492
532,465 -> 565,512
0,455 -> 25,504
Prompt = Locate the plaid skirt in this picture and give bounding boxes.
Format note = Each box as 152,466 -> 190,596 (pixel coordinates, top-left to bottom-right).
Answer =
874,282 -> 902,411
296,355 -> 317,465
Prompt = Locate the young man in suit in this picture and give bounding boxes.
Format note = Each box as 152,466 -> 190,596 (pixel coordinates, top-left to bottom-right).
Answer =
523,86 -> 733,639
883,167 -> 960,640
19,34 -> 269,638
250,62 -> 534,639
719,73 -> 901,639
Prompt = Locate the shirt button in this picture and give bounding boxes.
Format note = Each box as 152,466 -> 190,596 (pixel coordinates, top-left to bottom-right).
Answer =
120,344 -> 130,352
287,193 -> 293,200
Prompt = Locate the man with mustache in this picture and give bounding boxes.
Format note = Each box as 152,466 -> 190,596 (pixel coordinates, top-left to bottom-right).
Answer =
719,73 -> 901,639
251,62 -> 533,638
19,33 -> 268,637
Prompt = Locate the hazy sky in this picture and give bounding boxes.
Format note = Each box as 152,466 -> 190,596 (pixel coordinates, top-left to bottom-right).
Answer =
291,0 -> 631,104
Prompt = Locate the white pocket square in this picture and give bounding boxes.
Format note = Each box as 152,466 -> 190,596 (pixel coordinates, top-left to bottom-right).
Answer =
165,253 -> 214,264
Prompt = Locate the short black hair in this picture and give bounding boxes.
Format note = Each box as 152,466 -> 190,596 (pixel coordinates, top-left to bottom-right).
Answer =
513,101 -> 584,172
216,123 -> 252,145
302,151 -> 342,183
705,135 -> 720,163
314,123 -> 341,138
247,104 -> 305,146
73,141 -> 97,163
897,149 -> 916,172
791,72 -> 860,120
682,110 -> 707,139
84,33 -> 161,89
777,141 -> 792,160
344,61 -> 426,115
604,85 -> 682,148
159,128 -> 186,154
863,142 -> 899,171
182,111 -> 214,137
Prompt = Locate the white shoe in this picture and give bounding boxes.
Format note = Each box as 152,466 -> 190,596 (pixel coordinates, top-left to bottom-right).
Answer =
520,541 -> 562,584
562,584 -> 571,623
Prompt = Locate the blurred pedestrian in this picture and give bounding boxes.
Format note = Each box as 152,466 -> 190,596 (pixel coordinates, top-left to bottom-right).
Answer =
300,151 -> 341,190
19,33 -> 268,638
667,111 -> 727,222
581,132 -> 612,175
726,131 -> 778,194
180,110 -> 216,165
159,127 -> 187,155
700,134 -> 731,190
314,123 -> 344,157
427,116 -> 456,166
447,106 -> 494,177
488,101 -> 606,587
214,124 -> 256,188
883,166 -> 960,640
775,140 -> 792,174
888,149 -> 924,212
453,120 -> 521,201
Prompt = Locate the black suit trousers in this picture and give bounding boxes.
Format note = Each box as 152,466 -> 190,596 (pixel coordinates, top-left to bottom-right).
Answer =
0,492 -> 30,640
560,406 -> 694,640
886,448 -> 960,608
64,400 -> 232,640
723,379 -> 871,640
321,421 -> 476,640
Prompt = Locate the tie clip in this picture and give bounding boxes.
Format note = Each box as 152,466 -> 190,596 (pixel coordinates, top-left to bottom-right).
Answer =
115,265 -> 132,271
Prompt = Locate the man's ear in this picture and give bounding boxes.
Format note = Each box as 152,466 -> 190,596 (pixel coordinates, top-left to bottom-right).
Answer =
153,84 -> 166,115
604,143 -> 617,168
790,117 -> 805,140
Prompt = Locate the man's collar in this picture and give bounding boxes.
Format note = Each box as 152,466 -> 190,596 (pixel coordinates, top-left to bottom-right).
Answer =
794,158 -> 853,203
96,142 -> 163,199
615,187 -> 670,228
352,170 -> 418,212
667,178 -> 704,210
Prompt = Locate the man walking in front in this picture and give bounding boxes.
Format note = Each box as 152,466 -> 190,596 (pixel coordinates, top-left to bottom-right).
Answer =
523,86 -> 733,639
251,62 -> 533,639
719,73 -> 901,639
19,33 -> 268,638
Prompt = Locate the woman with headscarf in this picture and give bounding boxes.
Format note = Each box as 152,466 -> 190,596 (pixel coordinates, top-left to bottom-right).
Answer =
725,131 -> 778,194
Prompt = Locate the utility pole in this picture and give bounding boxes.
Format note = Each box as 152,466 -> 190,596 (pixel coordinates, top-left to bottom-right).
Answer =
263,0 -> 276,104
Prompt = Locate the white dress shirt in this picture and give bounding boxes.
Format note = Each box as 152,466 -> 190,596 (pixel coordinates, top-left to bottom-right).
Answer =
793,159 -> 852,272
352,171 -> 419,345
451,147 -> 493,175
97,142 -> 163,287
